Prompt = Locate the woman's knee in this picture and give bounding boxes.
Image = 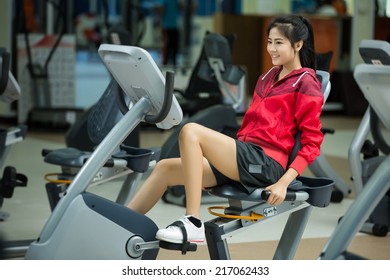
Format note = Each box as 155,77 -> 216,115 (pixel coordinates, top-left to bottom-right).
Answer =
153,158 -> 175,174
179,122 -> 202,143
152,158 -> 182,184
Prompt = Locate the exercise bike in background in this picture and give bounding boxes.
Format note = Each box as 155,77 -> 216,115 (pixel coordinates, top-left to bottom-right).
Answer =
42,24 -> 151,210
345,39 -> 390,237
320,39 -> 390,259
174,31 -> 246,117
0,47 -> 28,258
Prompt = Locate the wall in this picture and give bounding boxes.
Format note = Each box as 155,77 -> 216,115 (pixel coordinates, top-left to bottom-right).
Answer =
350,0 -> 375,69
241,0 -> 291,14
213,13 -> 350,94
0,0 -> 15,117
0,0 -> 12,50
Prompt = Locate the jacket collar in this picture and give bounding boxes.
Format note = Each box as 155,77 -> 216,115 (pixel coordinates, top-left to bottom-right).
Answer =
262,66 -> 317,87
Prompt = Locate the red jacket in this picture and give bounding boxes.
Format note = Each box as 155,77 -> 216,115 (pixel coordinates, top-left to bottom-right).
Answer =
237,66 -> 324,175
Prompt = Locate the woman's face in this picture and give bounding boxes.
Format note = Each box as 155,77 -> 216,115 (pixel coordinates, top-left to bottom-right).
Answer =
267,27 -> 301,70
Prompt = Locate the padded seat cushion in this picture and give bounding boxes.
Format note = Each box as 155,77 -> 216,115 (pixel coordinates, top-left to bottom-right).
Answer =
208,176 -> 334,207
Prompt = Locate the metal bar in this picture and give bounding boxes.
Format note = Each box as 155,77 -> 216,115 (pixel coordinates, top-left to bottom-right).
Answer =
320,156 -> 390,259
35,97 -> 151,243
273,206 -> 313,260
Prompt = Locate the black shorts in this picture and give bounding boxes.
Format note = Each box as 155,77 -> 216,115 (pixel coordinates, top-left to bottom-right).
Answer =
210,140 -> 285,194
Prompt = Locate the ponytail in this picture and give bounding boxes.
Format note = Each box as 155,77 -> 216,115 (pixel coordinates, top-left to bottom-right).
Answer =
299,16 -> 316,70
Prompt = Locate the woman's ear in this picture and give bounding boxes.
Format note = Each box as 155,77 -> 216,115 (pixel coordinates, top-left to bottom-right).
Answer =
295,40 -> 303,52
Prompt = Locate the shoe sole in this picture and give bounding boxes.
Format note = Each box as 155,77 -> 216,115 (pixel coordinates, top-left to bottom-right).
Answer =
157,237 -> 205,244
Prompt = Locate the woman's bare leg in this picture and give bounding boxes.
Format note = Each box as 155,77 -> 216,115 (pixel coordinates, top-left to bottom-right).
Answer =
179,122 -> 240,218
127,158 -> 181,214
128,123 -> 238,243
127,157 -> 219,215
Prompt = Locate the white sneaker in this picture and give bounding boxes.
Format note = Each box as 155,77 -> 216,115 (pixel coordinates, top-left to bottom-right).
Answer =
156,215 -> 205,244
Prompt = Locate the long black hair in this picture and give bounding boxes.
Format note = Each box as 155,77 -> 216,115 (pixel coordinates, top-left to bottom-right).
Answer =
267,15 -> 316,70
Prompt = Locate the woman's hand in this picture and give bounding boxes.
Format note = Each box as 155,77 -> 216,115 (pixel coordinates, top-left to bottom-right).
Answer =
264,167 -> 298,205
265,181 -> 288,205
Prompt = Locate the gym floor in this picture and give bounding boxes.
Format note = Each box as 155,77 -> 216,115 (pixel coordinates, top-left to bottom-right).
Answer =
1,52 -> 389,260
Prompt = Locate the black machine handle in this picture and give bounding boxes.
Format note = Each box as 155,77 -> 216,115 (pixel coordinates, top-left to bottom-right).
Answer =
145,71 -> 174,124
0,48 -> 10,95
261,190 -> 299,202
370,106 -> 390,155
116,70 -> 175,124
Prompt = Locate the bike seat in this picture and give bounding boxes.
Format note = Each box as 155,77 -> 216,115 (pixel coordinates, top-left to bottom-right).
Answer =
42,146 -> 161,173
208,176 -> 334,208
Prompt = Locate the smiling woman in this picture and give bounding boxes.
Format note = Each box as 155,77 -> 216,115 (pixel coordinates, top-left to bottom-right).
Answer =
126,14 -> 324,246
267,28 -> 303,80
266,15 -> 316,75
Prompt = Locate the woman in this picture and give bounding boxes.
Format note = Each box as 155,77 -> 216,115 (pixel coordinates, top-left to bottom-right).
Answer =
158,0 -> 182,66
127,14 -> 324,245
